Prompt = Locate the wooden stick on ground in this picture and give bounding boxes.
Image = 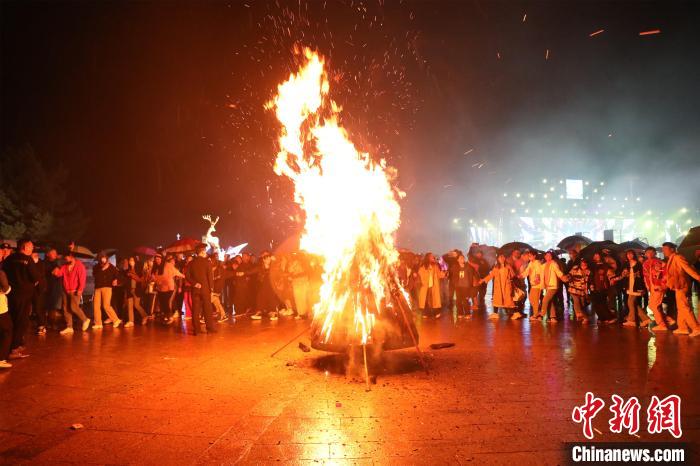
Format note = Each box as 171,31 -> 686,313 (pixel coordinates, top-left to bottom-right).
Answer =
270,326 -> 310,358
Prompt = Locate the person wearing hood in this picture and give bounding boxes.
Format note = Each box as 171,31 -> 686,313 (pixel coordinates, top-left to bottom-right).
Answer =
92,253 -> 122,329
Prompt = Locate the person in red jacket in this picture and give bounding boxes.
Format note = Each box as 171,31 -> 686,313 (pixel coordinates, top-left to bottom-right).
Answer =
55,252 -> 90,334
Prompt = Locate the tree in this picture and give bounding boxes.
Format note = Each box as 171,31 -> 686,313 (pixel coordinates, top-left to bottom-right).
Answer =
0,145 -> 87,243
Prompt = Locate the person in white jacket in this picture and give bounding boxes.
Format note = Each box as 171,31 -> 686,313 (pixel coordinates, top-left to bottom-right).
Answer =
0,269 -> 12,369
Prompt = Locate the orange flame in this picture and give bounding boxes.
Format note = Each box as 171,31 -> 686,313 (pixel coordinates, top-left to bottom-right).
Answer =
267,47 -> 404,346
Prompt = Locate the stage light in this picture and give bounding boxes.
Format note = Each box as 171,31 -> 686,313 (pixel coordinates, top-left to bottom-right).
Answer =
516,193 -> 521,198
503,193 -> 508,197
585,196 -> 590,200
510,209 -> 516,213
601,196 -> 605,200
542,178 -> 548,184
559,180 -> 564,184
681,207 -> 688,213
644,220 -> 654,228
584,181 -> 590,186
646,210 -> 652,215
538,209 -> 543,213
597,204 -> 602,208
593,188 -> 598,193
549,187 -> 554,192
636,197 -> 640,201
543,194 -> 548,199
525,209 -> 529,213
573,203 -> 578,207
547,201 -> 552,206
520,201 -> 525,206
688,219 -> 693,224
559,194 -> 564,199
453,218 -> 459,224
600,182 -> 605,186
468,219 -> 474,223
529,193 -> 534,198
483,220 -> 488,224
564,210 -> 569,214
665,219 -> 673,225
624,197 -> 628,201
552,209 -> 557,214
612,197 -> 617,201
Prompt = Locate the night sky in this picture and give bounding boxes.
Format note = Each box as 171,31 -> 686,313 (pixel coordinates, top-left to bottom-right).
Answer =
2,0 -> 699,253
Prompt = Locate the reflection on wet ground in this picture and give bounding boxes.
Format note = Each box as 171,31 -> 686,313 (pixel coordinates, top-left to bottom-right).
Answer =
1,299 -> 698,464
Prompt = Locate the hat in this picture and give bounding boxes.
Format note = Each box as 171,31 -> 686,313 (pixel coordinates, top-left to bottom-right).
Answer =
662,242 -> 677,250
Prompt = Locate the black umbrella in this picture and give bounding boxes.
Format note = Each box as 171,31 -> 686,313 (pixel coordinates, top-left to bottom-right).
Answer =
557,235 -> 592,251
498,241 -> 534,255
678,226 -> 700,261
679,226 -> 700,249
618,238 -> 648,252
579,241 -> 621,261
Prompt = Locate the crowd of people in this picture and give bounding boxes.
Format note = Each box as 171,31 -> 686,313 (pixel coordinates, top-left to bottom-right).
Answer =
1,237 -> 699,370
399,242 -> 700,336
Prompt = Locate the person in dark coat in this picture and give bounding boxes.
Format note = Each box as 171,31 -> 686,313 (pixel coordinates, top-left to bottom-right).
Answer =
31,252 -> 48,335
185,244 -> 217,335
452,253 -> 476,318
251,251 -> 280,321
3,239 -> 40,359
42,248 -> 63,331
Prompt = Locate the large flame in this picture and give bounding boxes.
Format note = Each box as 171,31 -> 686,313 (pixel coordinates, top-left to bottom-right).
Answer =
267,47 -> 403,346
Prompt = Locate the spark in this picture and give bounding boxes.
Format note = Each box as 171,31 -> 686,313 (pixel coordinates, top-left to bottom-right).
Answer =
639,29 -> 661,36
589,29 -> 605,37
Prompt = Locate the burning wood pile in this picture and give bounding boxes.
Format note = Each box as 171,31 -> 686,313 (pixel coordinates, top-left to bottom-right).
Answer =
266,47 -> 421,367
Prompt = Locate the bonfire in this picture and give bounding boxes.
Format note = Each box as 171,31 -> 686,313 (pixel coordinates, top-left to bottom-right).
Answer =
266,47 -> 422,375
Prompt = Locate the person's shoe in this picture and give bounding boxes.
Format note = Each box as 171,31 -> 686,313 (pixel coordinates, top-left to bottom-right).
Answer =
36,326 -> 47,335
0,360 -> 12,369
218,315 -> 229,323
548,317 -> 558,323
652,325 -> 668,332
667,318 -> 676,327
640,319 -> 652,327
8,349 -> 29,360
689,329 -> 700,338
60,327 -> 74,335
622,321 -> 637,328
673,328 -> 689,335
124,321 -> 134,328
488,313 -> 499,320
251,312 -> 262,320
82,318 -> 91,331
104,319 -> 113,325
141,316 -> 149,326
602,319 -> 617,325
278,308 -> 294,317
434,312 -> 441,319
511,312 -> 523,320
113,319 -> 123,328
269,312 -> 279,321
92,324 -> 103,330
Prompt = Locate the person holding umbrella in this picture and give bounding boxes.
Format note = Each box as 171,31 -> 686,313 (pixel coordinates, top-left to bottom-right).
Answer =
662,242 -> 700,337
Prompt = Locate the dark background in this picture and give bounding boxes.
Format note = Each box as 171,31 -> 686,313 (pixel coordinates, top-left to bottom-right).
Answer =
2,0 -> 699,252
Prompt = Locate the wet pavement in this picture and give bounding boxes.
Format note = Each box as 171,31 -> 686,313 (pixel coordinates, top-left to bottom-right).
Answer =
1,301 -> 699,465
